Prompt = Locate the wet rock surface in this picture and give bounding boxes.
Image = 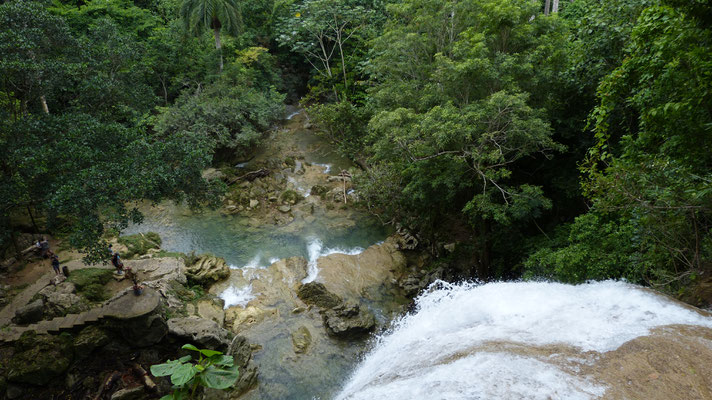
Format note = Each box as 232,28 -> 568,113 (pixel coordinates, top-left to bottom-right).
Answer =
297,282 -> 342,309
184,255 -> 230,285
323,302 -> 376,338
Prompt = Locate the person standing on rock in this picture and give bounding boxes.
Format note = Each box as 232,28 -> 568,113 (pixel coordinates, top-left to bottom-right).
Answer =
112,251 -> 124,275
50,253 -> 61,275
40,237 -> 50,258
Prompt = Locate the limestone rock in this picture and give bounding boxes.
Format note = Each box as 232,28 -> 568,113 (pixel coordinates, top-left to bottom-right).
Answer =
120,313 -> 168,347
184,255 -> 230,285
278,205 -> 291,213
168,316 -> 230,351
323,302 -> 376,338
7,332 -> 73,385
201,168 -> 225,181
38,282 -> 85,316
249,199 -> 259,208
14,299 -> 44,324
226,306 -> 276,333
74,325 -> 110,356
229,335 -> 258,395
291,326 -> 312,354
297,282 -> 342,309
197,299 -> 225,326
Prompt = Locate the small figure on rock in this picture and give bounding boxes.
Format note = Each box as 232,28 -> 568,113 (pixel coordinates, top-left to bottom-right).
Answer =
125,266 -> 143,295
40,237 -> 50,258
50,253 -> 60,275
112,251 -> 124,275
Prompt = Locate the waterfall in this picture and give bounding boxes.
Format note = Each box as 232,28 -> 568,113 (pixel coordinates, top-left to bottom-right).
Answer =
336,281 -> 712,399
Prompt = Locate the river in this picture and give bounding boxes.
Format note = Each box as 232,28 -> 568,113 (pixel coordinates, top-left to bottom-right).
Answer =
125,108 -> 712,399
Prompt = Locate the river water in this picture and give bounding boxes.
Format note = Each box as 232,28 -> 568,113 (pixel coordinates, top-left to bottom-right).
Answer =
124,108 -> 396,399
336,281 -> 712,400
124,109 -> 712,399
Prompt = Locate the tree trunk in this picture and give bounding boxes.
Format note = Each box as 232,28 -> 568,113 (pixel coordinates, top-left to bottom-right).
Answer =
40,95 -> 49,114
27,205 -> 39,234
552,0 -> 559,13
214,27 -> 223,73
10,229 -> 23,262
544,0 -> 551,15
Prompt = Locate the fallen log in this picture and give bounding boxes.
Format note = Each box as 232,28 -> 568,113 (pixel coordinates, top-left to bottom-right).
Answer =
93,371 -> 121,400
227,168 -> 270,185
132,362 -> 157,393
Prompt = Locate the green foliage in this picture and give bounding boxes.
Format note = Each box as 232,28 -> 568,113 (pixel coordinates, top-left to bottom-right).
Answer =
154,69 -> 285,162
308,101 -> 371,159
151,343 -> 239,399
527,1 -> 712,293
276,0 -> 380,100
117,232 -> 162,259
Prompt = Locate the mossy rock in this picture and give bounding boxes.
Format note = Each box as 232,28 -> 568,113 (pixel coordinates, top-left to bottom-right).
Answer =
310,185 -> 329,198
73,325 -> 110,357
67,268 -> 113,302
117,232 -> 162,259
280,190 -> 303,205
284,157 -> 296,167
297,282 -> 342,309
7,332 -> 73,385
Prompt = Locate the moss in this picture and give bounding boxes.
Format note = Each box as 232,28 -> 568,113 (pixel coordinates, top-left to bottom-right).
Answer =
310,185 -> 329,198
284,157 -> 296,167
67,268 -> 113,302
8,331 -> 73,385
280,190 -> 303,205
117,232 -> 162,259
154,250 -> 186,259
82,284 -> 106,302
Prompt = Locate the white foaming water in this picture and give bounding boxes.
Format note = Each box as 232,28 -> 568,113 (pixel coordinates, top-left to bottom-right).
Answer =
286,110 -> 301,120
287,176 -> 311,197
336,280 -> 712,400
301,238 -> 365,284
219,284 -> 255,308
314,163 -> 332,174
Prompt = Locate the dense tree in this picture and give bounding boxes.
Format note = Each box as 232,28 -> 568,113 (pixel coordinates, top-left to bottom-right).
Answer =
180,0 -> 242,72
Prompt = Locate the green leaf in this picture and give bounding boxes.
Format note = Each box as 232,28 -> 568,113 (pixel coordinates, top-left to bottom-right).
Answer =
209,354 -> 234,367
150,359 -> 185,377
199,349 -> 223,358
170,364 -> 197,386
181,343 -> 200,352
200,365 -> 240,390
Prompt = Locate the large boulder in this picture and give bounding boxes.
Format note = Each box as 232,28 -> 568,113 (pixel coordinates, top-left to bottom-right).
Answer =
7,332 -> 73,385
297,282 -> 342,309
167,316 -> 230,351
120,313 -> 168,347
13,299 -> 44,324
184,255 -> 230,286
37,282 -> 86,317
73,325 -> 111,356
323,301 -> 376,338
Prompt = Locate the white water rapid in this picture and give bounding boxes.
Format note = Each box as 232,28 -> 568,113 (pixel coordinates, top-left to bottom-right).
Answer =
336,280 -> 712,400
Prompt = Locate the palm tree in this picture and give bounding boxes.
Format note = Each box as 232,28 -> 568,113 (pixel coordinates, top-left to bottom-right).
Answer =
180,0 -> 241,72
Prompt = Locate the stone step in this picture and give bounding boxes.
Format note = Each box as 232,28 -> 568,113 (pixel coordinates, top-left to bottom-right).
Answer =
59,314 -> 80,329
0,326 -> 26,342
32,320 -> 52,334
45,318 -> 63,333
82,308 -> 104,323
